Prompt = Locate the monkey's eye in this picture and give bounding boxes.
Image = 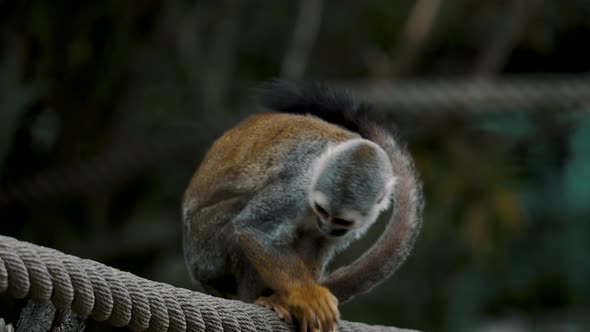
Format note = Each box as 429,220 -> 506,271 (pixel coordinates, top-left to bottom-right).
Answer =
332,218 -> 353,227
315,203 -> 329,218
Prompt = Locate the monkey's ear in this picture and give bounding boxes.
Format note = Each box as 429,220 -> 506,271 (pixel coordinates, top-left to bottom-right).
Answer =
376,177 -> 397,211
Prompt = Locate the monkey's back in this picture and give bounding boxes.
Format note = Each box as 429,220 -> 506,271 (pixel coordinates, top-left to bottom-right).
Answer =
182,113 -> 358,296
185,113 -> 357,211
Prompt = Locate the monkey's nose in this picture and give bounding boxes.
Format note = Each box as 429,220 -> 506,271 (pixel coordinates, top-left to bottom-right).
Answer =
331,218 -> 353,227
317,217 -> 348,237
329,229 -> 348,237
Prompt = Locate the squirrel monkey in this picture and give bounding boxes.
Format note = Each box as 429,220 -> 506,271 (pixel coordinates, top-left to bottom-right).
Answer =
182,81 -> 424,332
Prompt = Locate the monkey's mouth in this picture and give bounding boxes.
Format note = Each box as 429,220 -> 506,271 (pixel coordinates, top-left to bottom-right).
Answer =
316,217 -> 348,237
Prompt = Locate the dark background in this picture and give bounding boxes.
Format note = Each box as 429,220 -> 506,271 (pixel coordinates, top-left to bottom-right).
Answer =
1,0 -> 589,331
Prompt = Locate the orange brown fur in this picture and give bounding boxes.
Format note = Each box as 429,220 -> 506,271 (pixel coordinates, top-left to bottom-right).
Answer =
185,113 -> 356,211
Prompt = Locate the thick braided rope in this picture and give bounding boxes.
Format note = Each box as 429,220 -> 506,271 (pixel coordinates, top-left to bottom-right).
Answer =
0,235 -> 417,332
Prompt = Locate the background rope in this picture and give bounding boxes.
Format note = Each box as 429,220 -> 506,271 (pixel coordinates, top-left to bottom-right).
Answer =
0,235 -> 418,332
345,75 -> 590,110
1,76 -> 588,208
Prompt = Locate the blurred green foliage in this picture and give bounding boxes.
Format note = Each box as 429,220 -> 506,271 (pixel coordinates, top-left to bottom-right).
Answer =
1,0 -> 589,331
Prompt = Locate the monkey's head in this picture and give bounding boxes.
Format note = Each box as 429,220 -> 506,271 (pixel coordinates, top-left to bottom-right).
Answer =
309,139 -> 396,239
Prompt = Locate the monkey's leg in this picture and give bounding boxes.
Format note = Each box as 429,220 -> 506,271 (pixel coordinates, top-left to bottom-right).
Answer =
236,266 -> 268,302
183,208 -> 237,296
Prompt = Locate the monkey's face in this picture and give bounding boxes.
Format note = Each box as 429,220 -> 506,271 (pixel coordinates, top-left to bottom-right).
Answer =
310,178 -> 395,239
310,191 -> 362,238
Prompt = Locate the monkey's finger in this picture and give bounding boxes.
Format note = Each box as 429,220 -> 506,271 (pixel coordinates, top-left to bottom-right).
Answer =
309,310 -> 320,329
323,307 -> 336,332
319,293 -> 335,314
326,312 -> 337,332
270,301 -> 290,321
255,297 -> 272,309
313,303 -> 326,328
303,308 -> 317,332
260,303 -> 273,310
328,295 -> 339,317
313,313 -> 320,330
277,306 -> 292,321
319,317 -> 330,332
330,301 -> 340,322
275,307 -> 285,320
321,307 -> 334,332
332,305 -> 339,321
312,310 -> 321,332
310,320 -> 320,332
300,315 -> 309,332
312,306 -> 325,331
321,295 -> 338,324
325,321 -> 335,332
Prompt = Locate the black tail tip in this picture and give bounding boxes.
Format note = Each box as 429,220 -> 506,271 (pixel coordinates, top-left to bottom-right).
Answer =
255,79 -> 376,133
255,79 -> 303,112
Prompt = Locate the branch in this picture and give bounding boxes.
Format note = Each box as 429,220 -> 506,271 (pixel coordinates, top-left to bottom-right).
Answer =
367,0 -> 444,79
473,0 -> 540,77
281,0 -> 324,80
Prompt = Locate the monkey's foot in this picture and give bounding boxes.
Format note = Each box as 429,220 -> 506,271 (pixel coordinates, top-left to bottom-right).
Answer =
255,294 -> 292,321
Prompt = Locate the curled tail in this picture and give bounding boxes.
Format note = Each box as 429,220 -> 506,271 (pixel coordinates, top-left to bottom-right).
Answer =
258,80 -> 425,303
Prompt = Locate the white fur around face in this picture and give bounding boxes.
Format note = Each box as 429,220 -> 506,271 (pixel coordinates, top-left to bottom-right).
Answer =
309,191 -> 329,213
375,177 -> 396,212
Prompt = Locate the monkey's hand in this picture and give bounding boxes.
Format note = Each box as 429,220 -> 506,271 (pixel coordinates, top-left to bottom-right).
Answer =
257,284 -> 339,332
236,229 -> 339,330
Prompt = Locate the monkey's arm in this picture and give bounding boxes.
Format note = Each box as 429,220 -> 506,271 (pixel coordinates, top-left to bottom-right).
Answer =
232,183 -> 338,332
236,230 -> 338,332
